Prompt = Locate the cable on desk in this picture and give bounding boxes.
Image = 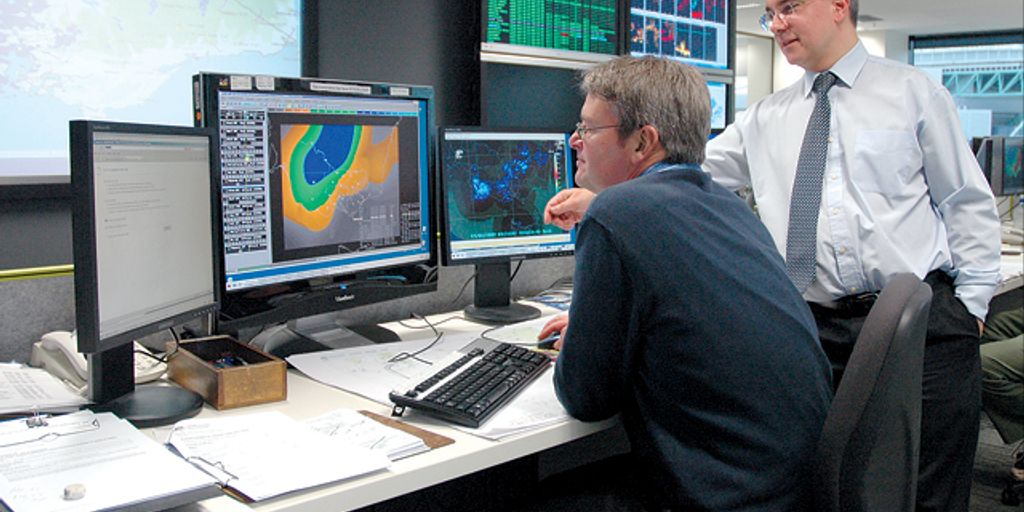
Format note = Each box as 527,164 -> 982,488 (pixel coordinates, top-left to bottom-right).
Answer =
397,314 -> 465,330
387,314 -> 444,365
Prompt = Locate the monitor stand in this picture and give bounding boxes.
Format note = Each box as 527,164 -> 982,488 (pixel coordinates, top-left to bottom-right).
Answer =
464,261 -> 541,324
88,343 -> 204,428
254,313 -> 399,359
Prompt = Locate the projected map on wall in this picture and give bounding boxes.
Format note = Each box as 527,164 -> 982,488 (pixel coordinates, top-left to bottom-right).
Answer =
279,123 -> 401,251
0,0 -> 300,181
445,140 -> 567,242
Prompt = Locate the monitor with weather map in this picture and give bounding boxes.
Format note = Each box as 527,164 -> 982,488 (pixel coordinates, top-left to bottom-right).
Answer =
194,73 -> 436,335
439,127 -> 576,323
0,0 -> 301,184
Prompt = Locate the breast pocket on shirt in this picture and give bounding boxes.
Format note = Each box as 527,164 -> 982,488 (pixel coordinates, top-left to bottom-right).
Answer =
852,130 -> 922,195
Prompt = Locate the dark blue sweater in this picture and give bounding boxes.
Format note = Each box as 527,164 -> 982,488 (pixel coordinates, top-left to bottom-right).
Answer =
554,164 -> 832,511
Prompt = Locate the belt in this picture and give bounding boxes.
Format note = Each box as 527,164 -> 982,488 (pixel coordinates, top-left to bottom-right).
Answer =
811,291 -> 880,318
811,270 -> 948,318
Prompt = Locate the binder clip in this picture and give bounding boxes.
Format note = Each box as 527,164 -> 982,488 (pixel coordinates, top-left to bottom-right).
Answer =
25,407 -> 49,428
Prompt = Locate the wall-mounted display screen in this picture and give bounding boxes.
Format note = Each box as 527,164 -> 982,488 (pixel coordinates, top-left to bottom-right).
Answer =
0,0 -> 301,184
484,0 -> 618,54
629,0 -> 729,70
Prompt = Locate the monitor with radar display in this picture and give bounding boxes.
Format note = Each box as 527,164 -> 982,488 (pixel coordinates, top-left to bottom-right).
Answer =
193,73 -> 436,344
70,120 -> 218,427
439,127 -> 576,323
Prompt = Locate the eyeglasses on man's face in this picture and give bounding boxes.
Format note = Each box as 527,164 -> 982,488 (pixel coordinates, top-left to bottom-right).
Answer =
759,0 -> 809,32
574,122 -> 621,138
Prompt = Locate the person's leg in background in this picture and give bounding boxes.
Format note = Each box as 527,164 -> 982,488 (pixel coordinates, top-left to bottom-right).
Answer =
916,273 -> 983,512
980,307 -> 1024,444
979,308 -> 1024,506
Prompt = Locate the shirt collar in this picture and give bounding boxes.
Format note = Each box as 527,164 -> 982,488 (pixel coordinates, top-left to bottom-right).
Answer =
801,40 -> 868,98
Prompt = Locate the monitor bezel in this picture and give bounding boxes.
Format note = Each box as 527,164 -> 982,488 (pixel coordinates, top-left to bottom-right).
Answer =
70,120 -> 220,355
193,73 -> 439,333
437,125 -> 577,268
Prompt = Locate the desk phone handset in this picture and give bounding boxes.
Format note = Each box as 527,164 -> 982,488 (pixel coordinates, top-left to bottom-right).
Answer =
29,331 -> 166,392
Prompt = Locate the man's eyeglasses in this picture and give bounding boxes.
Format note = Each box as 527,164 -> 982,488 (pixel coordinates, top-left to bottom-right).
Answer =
574,122 -> 621,138
759,0 -> 807,32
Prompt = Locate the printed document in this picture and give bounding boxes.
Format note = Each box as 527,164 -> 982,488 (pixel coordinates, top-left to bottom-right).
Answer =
165,411 -> 390,502
0,411 -> 218,512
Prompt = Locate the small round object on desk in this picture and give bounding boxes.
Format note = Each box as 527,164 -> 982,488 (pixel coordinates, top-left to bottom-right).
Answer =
63,483 -> 86,501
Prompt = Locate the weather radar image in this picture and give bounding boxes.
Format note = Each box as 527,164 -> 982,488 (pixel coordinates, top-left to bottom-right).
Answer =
278,122 -> 402,251
442,131 -> 574,260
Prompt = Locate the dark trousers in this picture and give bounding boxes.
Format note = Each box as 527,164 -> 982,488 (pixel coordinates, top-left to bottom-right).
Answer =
810,271 -> 981,512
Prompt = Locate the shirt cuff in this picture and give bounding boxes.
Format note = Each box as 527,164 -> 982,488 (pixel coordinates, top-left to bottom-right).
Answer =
953,281 -> 999,321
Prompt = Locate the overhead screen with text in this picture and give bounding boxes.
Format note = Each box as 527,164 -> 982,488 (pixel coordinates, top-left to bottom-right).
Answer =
0,0 -> 301,182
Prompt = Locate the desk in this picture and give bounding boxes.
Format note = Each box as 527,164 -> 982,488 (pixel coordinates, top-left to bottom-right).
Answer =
159,308 -> 620,512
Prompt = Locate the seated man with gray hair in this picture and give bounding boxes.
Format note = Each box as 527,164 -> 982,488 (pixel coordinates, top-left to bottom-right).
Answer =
537,56 -> 832,511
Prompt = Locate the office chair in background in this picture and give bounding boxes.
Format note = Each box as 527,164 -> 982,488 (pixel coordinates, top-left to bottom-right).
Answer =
813,273 -> 932,512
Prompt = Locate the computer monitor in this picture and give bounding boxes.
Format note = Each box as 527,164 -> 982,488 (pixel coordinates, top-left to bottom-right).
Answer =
481,0 -> 621,65
193,73 -> 436,340
974,136 -> 1024,196
439,127 -> 576,323
70,120 -> 217,427
707,80 -> 728,132
1000,137 -> 1023,195
629,0 -> 732,70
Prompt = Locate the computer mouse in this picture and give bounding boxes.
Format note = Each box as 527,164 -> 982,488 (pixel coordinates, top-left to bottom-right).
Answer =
536,332 -> 561,350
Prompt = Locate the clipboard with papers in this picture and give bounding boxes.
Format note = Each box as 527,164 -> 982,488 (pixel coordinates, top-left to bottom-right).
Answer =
0,410 -> 220,512
164,411 -> 394,503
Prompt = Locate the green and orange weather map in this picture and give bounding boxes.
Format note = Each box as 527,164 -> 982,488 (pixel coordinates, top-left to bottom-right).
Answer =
281,124 -> 399,233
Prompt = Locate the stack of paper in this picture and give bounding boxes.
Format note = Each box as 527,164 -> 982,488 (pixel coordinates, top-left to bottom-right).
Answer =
0,411 -> 219,512
0,363 -> 89,415
165,411 -> 391,502
304,408 -> 428,460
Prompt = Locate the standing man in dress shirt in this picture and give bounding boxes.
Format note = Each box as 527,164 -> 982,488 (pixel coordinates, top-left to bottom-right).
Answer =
544,0 -> 1001,509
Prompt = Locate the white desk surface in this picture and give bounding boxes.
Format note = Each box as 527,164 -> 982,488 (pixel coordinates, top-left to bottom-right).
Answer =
160,306 -> 616,512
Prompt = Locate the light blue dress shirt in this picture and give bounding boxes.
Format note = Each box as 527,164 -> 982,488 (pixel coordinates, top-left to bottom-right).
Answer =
705,41 -> 1001,320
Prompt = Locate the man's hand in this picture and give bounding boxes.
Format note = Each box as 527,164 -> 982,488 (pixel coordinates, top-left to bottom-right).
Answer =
544,188 -> 596,230
538,313 -> 569,351
977,318 -> 984,337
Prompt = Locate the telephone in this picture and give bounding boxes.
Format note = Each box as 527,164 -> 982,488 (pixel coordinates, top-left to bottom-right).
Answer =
29,331 -> 167,392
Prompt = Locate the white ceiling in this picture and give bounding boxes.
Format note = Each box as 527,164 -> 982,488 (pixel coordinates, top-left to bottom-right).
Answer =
735,0 -> 1024,36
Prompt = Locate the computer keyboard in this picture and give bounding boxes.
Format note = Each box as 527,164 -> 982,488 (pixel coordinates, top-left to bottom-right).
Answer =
389,338 -> 552,428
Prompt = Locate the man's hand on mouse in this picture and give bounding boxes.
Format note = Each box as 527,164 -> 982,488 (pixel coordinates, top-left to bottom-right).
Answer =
537,313 -> 569,351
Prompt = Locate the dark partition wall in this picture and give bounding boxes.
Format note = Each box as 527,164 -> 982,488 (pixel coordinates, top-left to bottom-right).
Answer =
480,63 -> 583,131
311,0 -> 481,127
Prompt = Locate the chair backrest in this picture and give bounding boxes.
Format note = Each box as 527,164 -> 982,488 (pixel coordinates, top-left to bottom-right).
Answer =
813,273 -> 932,512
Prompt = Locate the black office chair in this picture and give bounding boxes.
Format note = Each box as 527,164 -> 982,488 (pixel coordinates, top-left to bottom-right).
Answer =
813,273 -> 932,512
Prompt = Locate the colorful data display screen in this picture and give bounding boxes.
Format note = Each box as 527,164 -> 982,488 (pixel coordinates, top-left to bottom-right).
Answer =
630,0 -> 729,69
485,0 -> 618,55
441,130 -> 576,262
213,89 -> 432,292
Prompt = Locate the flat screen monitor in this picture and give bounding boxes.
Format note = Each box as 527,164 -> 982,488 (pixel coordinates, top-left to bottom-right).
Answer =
439,127 -> 576,323
975,136 -> 1024,196
193,73 -> 437,339
482,0 -> 621,65
707,80 -> 728,131
70,120 -> 217,427
629,0 -> 731,70
2,0 -> 301,185
1001,137 -> 1023,195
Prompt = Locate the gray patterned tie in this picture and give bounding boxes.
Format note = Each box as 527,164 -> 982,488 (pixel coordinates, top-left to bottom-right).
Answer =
786,71 -> 838,293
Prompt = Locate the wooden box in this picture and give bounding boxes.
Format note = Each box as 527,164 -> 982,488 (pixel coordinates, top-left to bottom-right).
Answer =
167,335 -> 286,410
